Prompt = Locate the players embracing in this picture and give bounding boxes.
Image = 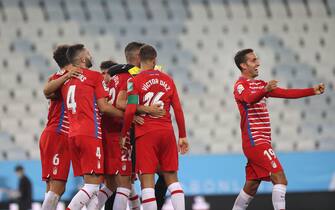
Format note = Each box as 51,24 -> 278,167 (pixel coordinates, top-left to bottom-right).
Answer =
97,44 -> 167,210
121,44 -> 189,210
40,42 -> 189,210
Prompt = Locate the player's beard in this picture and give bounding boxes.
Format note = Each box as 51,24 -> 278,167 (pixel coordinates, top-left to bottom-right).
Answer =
85,58 -> 93,68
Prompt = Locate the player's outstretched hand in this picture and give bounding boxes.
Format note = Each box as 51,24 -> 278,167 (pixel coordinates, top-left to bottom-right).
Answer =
66,66 -> 82,79
314,83 -> 325,95
178,137 -> 189,155
119,136 -> 128,150
149,104 -> 166,117
265,80 -> 278,92
134,116 -> 144,125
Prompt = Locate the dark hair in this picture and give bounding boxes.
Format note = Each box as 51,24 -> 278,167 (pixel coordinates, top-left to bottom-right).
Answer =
100,60 -> 118,71
139,45 -> 157,62
15,165 -> 24,172
124,42 -> 145,61
66,44 -> 85,64
53,45 -> 70,68
234,48 -> 254,71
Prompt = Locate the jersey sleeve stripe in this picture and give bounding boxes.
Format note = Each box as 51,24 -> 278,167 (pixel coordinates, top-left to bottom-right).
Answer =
93,96 -> 99,139
242,103 -> 255,146
56,101 -> 66,134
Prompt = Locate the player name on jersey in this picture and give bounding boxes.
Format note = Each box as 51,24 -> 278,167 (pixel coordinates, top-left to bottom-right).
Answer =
142,78 -> 171,91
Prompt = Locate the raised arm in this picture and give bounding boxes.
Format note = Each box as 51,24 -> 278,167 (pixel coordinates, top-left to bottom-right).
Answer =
43,68 -> 81,97
267,83 -> 324,98
236,80 -> 277,104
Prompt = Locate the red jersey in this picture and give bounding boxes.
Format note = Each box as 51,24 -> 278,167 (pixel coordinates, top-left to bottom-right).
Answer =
44,70 -> 69,135
102,72 -> 132,134
234,76 -> 315,149
61,68 -> 109,139
122,69 -> 186,138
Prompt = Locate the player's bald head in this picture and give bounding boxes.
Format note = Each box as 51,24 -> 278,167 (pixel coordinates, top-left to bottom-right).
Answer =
53,44 -> 70,68
124,42 -> 145,64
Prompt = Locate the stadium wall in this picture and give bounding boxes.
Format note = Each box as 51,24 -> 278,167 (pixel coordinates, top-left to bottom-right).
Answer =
0,152 -> 334,209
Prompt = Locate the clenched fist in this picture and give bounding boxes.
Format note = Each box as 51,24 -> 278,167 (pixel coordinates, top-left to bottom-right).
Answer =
265,80 -> 278,92
314,83 -> 325,95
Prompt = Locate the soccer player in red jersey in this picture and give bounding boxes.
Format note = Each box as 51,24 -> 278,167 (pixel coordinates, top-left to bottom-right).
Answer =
96,62 -> 164,210
83,60 -> 119,210
100,60 -> 118,83
104,63 -> 140,210
121,45 -> 189,210
232,49 -> 325,210
61,44 -> 123,210
116,42 -> 169,210
40,45 -> 81,210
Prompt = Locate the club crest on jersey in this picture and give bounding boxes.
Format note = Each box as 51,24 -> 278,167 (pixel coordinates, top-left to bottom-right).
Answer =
122,163 -> 127,171
237,84 -> 244,94
53,167 -> 58,175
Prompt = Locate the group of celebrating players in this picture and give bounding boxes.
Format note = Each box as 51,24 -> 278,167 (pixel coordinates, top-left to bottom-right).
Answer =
39,42 -> 188,210
38,40 -> 325,210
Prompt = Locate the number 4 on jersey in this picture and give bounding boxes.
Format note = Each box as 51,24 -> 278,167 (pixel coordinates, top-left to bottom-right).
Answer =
67,85 -> 77,113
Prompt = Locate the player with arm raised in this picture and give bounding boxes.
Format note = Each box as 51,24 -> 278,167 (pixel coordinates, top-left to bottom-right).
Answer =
231,49 -> 325,210
121,45 -> 189,210
61,44 -> 123,210
40,45 -> 82,210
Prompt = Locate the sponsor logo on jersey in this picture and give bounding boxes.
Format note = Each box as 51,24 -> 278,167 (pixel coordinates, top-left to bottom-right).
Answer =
102,81 -> 109,91
122,163 -> 127,171
271,161 -> 277,168
127,81 -> 134,92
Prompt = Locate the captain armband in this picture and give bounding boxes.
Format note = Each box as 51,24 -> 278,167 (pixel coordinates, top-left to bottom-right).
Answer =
127,94 -> 139,104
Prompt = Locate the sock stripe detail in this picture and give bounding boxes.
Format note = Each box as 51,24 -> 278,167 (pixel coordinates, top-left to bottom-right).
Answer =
80,189 -> 91,199
100,189 -> 109,199
129,195 -> 139,201
117,191 -> 129,198
142,197 -> 156,204
171,190 -> 184,195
